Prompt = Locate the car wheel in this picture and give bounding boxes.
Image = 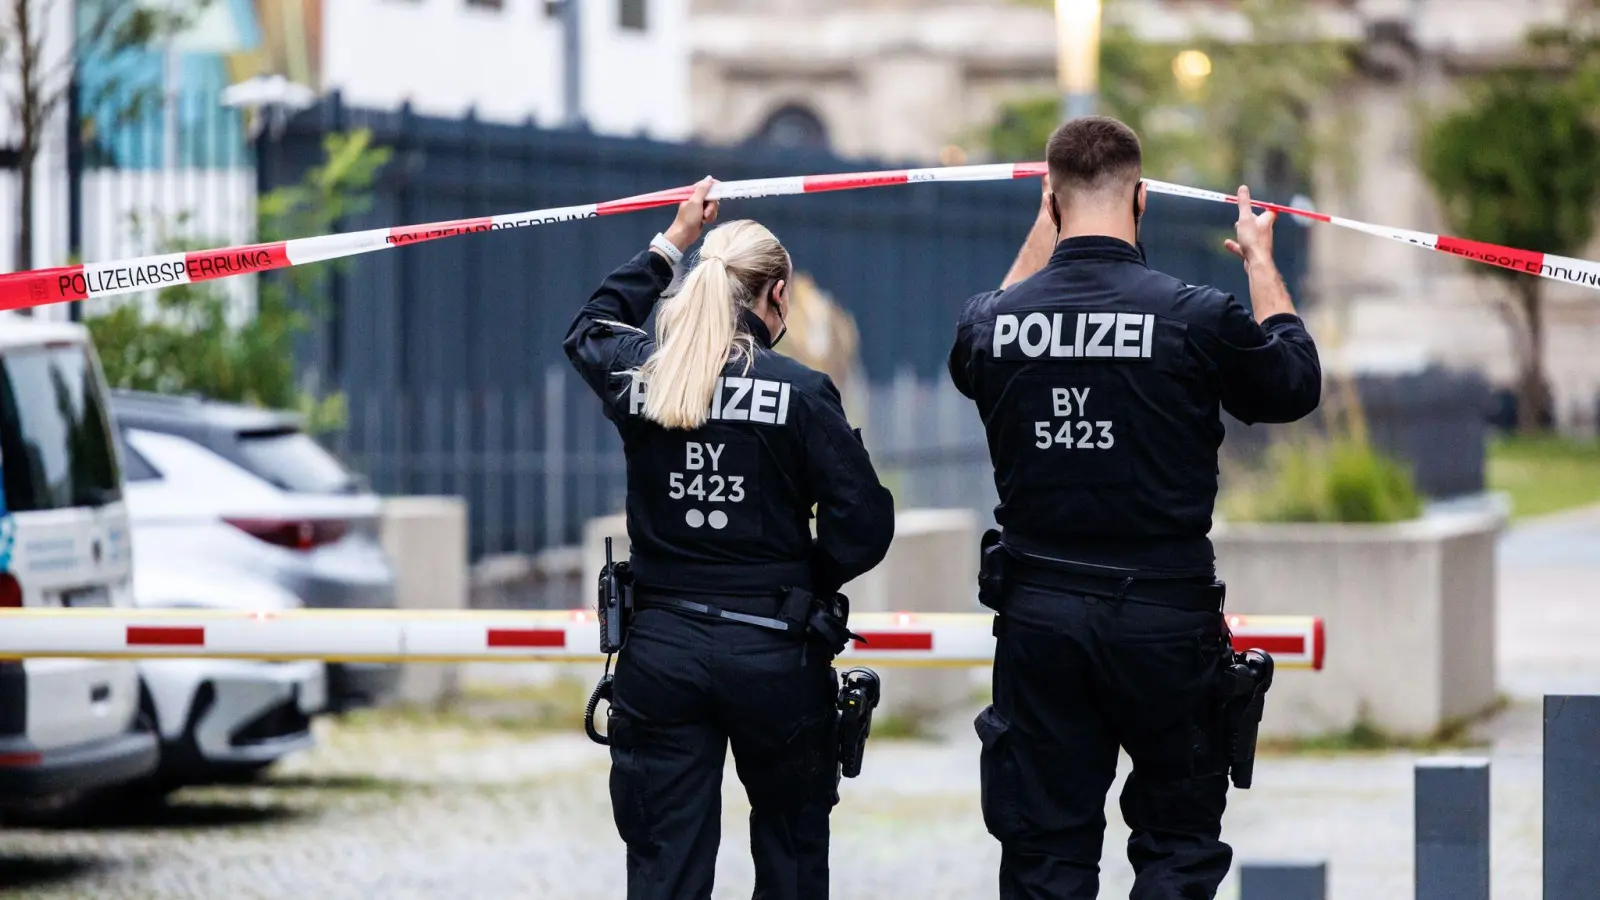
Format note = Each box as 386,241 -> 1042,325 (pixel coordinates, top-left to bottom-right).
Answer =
104,683 -> 185,811
0,789 -> 89,827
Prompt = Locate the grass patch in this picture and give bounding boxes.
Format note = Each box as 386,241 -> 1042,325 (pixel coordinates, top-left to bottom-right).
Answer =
870,709 -> 936,741
254,773 -> 413,796
1488,434 -> 1600,519
1261,696 -> 1509,755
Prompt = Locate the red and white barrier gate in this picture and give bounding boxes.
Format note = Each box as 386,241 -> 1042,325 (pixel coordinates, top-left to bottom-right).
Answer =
0,609 -> 1324,670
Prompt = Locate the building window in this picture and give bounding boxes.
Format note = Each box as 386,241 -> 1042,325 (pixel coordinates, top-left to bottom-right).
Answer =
750,105 -> 830,151
620,0 -> 647,31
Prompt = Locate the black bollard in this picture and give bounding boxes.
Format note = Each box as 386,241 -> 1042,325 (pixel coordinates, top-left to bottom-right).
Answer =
1239,861 -> 1327,900
1414,756 -> 1490,900
1545,695 -> 1600,898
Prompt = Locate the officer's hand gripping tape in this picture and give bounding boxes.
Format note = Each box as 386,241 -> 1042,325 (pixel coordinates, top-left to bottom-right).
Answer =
836,667 -> 881,779
1221,648 -> 1274,789
585,536 -> 634,747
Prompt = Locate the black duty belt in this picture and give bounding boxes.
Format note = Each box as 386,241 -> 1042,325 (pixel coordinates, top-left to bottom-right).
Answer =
1007,557 -> 1224,613
634,590 -> 796,634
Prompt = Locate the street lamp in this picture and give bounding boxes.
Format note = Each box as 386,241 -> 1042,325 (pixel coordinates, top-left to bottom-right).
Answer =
1056,0 -> 1103,121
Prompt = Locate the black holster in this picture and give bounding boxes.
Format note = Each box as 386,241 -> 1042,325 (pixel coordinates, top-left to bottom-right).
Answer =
835,667 -> 881,779
1221,649 -> 1275,789
777,586 -> 864,660
977,528 -> 1009,613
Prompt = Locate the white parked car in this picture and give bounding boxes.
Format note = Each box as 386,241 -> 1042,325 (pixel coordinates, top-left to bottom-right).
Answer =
0,313 -> 158,808
110,391 -> 400,713
130,562 -> 327,791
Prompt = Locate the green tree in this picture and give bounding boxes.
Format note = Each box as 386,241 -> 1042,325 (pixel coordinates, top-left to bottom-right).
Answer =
87,128 -> 392,433
987,0 -> 1354,191
1417,62 -> 1600,433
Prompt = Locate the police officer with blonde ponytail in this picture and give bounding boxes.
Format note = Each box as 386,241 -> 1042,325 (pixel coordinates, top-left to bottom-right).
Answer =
565,177 -> 895,900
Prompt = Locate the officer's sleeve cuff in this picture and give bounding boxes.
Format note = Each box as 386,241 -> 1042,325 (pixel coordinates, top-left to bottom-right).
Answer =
1260,312 -> 1306,332
642,248 -> 676,286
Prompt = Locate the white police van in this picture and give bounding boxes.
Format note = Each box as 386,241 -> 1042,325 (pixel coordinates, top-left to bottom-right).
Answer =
0,312 -> 157,804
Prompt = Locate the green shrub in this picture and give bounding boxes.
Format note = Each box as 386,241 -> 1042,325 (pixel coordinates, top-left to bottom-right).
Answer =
1224,436 -> 1423,524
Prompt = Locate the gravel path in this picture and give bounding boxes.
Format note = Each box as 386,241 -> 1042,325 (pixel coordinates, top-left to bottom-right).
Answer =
1,506 -> 1595,899
0,702 -> 1551,900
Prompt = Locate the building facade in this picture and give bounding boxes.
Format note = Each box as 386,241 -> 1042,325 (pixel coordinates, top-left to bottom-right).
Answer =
323,0 -> 690,138
689,0 -> 1600,432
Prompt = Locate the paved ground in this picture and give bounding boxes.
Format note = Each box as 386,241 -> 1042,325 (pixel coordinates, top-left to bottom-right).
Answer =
2,504 -> 1597,899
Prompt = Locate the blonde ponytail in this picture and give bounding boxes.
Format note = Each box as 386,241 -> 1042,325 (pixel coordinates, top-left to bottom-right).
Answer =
633,220 -> 791,430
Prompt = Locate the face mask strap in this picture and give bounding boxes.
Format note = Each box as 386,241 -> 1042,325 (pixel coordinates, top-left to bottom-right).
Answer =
766,280 -> 788,349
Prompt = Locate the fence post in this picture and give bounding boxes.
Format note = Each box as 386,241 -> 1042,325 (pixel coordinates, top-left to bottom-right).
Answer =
1239,861 -> 1327,900
889,366 -> 916,502
1545,695 -> 1600,897
1414,756 -> 1489,900
543,366 -> 568,548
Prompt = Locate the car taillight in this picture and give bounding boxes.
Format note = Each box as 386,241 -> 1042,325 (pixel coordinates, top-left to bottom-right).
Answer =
0,573 -> 21,608
223,518 -> 349,552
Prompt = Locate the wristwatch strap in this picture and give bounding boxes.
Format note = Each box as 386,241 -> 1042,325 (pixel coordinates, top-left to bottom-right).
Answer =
650,232 -> 684,268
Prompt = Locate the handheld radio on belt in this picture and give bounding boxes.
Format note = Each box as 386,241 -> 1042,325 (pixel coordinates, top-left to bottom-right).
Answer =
597,537 -> 631,655
584,537 -> 633,746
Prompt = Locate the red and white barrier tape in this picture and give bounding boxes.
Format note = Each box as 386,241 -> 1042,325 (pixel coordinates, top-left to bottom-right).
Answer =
0,161 -> 1594,313
0,608 -> 1324,670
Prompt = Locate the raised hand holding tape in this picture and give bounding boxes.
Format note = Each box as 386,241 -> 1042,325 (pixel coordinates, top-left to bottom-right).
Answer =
1,161 -> 1595,313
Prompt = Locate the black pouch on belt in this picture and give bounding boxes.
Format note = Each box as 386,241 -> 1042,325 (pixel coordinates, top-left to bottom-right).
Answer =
976,528 -> 1009,613
778,586 -> 864,659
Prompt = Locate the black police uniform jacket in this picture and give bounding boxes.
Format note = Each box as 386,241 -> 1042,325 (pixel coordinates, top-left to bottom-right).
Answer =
948,236 -> 1322,575
565,249 -> 895,597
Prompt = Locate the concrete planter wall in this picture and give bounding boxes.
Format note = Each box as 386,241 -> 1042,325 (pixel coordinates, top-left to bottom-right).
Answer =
1212,506 -> 1506,740
839,508 -> 979,722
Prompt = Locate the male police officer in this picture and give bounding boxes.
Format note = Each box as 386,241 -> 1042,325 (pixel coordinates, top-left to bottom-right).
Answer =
948,117 -> 1322,899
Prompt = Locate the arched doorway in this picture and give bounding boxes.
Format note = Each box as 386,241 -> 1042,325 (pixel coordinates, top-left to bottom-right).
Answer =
749,104 -> 830,151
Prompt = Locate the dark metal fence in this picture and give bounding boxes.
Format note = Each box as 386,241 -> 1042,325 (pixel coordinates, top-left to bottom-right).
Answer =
1219,366 -> 1492,499
266,94 -> 1312,556
328,364 -> 1489,564
262,93 -> 1311,389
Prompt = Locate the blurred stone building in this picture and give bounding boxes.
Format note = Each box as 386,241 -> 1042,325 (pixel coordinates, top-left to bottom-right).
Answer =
689,0 -> 1600,434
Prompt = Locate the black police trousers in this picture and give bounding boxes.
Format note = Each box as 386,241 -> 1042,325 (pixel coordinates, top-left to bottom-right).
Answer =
607,601 -> 840,900
976,580 -> 1235,900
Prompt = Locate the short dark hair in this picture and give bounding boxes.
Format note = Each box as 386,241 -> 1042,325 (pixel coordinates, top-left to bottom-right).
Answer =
1046,116 -> 1142,197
